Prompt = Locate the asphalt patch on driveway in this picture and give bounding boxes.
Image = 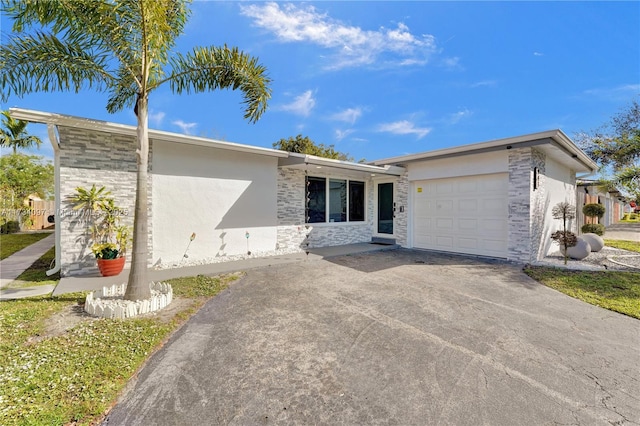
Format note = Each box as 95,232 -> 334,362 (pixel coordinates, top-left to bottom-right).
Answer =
104,249 -> 640,425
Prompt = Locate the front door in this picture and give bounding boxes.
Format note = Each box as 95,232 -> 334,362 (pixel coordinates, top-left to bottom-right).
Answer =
377,182 -> 394,235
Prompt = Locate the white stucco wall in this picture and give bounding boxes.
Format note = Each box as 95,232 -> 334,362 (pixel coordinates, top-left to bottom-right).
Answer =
408,151 -> 509,181
536,155 -> 576,258
152,141 -> 278,266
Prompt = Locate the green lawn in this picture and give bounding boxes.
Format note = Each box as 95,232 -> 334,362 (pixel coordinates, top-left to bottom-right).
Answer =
604,239 -> 640,253
4,247 -> 60,289
524,266 -> 640,319
0,273 -> 241,426
0,232 -> 52,260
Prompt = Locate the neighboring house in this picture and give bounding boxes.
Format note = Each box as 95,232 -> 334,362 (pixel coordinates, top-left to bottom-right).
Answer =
23,194 -> 55,231
10,109 -> 598,277
576,180 -> 626,229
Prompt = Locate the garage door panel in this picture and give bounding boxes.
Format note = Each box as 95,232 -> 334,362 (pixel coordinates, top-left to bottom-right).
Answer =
482,198 -> 507,214
459,199 -> 477,212
458,218 -> 477,230
436,236 -> 454,248
482,219 -> 507,232
436,218 -> 454,229
413,173 -> 508,258
458,238 -> 478,250
458,181 -> 478,193
436,182 -> 453,194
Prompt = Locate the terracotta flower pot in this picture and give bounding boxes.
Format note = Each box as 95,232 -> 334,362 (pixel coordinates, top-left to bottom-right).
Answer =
97,257 -> 125,277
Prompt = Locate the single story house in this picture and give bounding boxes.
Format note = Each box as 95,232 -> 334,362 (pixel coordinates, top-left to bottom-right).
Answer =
10,108 -> 598,277
576,179 -> 626,229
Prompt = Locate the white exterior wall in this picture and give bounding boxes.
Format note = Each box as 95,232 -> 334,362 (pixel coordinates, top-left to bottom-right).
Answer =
408,151 -> 509,181
535,155 -> 576,258
152,141 -> 278,267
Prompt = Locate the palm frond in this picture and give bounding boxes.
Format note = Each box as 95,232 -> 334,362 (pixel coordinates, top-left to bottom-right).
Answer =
165,45 -> 272,123
1,31 -> 114,101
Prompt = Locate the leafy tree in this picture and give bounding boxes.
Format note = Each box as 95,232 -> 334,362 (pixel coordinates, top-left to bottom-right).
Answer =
0,110 -> 42,154
274,134 -> 354,162
0,154 -> 54,227
578,99 -> 640,200
1,0 -> 271,301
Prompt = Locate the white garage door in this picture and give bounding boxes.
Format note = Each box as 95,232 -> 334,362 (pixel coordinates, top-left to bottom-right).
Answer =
412,173 -> 508,258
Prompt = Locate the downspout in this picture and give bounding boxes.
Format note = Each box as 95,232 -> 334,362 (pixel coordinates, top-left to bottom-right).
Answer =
46,124 -> 61,276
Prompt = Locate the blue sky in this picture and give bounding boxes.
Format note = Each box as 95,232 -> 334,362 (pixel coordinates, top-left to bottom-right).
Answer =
3,1 -> 639,162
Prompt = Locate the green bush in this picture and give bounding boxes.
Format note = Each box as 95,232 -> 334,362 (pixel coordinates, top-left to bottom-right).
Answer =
581,223 -> 605,236
1,221 -> 20,234
631,213 -> 638,220
582,203 -> 605,219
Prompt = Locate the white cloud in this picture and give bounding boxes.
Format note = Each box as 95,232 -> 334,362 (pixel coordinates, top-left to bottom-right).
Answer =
279,90 -> 316,117
377,120 -> 431,139
240,2 -> 437,70
149,110 -> 166,126
470,80 -> 497,88
533,51 -> 544,56
335,129 -> 354,141
172,120 -> 198,134
441,56 -> 462,69
448,108 -> 472,124
583,84 -> 640,100
330,107 -> 363,124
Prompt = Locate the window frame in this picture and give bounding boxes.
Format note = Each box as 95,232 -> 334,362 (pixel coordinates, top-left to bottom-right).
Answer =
305,175 -> 366,224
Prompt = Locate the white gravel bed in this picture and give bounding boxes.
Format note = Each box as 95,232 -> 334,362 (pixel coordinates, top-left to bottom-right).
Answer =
153,247 -> 302,270
536,246 -> 640,271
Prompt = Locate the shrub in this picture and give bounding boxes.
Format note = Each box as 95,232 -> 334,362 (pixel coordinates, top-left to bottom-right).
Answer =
631,213 -> 638,220
581,223 -> 605,236
582,203 -> 605,219
1,221 -> 20,234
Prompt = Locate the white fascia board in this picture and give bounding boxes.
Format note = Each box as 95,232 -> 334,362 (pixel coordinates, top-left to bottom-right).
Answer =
9,108 -> 288,158
371,129 -> 598,173
280,152 -> 405,176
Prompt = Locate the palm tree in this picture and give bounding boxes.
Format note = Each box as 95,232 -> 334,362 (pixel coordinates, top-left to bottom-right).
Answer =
0,110 -> 42,154
1,0 -> 272,301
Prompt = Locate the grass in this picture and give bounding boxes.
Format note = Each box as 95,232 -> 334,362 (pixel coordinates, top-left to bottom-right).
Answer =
524,265 -> 640,319
4,247 -> 60,289
604,239 -> 640,253
0,232 -> 52,260
0,273 -> 242,426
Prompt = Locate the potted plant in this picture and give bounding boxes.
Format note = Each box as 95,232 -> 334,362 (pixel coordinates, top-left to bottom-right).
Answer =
68,185 -> 130,276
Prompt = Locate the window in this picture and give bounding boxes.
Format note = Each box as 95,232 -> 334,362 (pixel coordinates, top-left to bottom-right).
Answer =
306,177 -> 326,223
349,181 -> 365,221
305,176 -> 365,223
329,179 -> 347,222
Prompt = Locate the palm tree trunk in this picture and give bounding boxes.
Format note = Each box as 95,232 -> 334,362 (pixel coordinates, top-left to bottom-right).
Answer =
124,96 -> 151,301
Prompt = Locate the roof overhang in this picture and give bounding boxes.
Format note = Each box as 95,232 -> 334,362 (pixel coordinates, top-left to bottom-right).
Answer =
9,108 -> 288,159
279,152 -> 406,178
371,130 -> 598,174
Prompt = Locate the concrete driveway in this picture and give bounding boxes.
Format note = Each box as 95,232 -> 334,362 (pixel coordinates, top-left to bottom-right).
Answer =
104,250 -> 639,425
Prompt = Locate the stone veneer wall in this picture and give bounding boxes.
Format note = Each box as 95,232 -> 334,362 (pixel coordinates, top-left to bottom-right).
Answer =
507,148 -> 533,262
276,168 -> 377,250
394,171 -> 409,247
276,168 -> 308,251
57,126 -> 152,276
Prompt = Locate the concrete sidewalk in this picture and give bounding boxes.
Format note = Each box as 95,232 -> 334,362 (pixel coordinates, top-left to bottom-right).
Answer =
605,222 -> 640,242
0,233 -> 56,299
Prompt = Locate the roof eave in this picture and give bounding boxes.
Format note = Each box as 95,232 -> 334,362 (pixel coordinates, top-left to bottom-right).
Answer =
280,153 -> 405,176
8,108 -> 288,158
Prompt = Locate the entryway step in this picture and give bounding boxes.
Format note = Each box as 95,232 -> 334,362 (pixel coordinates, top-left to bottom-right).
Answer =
371,237 -> 396,245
